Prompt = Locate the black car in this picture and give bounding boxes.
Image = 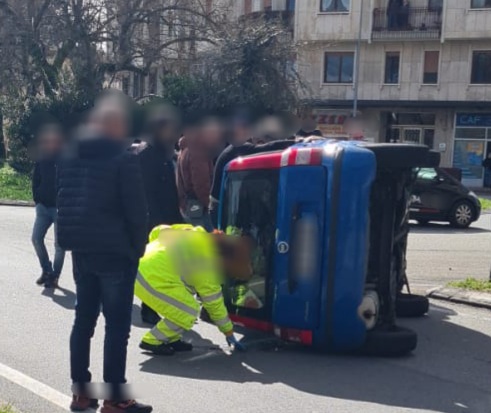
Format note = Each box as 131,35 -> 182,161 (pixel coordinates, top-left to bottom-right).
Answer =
410,167 -> 481,228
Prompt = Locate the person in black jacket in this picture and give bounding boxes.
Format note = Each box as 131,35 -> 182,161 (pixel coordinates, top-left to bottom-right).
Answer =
57,96 -> 152,413
130,104 -> 183,326
209,114 -> 295,228
31,124 -> 66,288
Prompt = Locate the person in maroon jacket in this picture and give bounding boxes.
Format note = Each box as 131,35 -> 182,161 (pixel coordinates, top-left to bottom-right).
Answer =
177,117 -> 224,232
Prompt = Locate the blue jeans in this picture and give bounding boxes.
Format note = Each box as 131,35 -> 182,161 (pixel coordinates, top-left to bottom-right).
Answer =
70,253 -> 137,388
32,204 -> 65,277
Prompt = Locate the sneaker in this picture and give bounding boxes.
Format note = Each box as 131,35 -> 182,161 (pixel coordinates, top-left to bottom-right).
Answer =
101,400 -> 153,413
169,340 -> 193,352
70,395 -> 99,411
139,341 -> 175,356
44,276 -> 59,289
36,272 -> 51,286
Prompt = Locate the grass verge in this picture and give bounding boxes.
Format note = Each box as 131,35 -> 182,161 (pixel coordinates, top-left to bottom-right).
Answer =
448,278 -> 491,293
0,404 -> 14,413
479,198 -> 491,211
0,164 -> 31,201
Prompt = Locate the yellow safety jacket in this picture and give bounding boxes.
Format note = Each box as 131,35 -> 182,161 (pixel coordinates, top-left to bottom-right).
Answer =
135,224 -> 233,334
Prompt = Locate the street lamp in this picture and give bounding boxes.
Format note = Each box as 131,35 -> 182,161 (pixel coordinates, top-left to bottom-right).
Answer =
352,0 -> 364,118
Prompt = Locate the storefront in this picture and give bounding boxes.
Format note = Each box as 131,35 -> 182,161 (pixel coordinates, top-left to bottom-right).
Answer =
453,113 -> 491,188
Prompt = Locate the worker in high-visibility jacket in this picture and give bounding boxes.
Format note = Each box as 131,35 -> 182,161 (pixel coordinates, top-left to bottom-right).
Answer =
135,224 -> 252,355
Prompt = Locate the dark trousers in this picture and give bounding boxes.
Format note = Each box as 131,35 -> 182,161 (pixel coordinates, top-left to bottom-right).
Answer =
70,253 -> 136,388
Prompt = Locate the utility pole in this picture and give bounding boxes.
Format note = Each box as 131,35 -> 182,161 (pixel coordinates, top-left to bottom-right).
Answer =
352,0 -> 364,118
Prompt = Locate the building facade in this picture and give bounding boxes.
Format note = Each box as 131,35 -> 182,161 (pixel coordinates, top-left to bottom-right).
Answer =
296,0 -> 491,187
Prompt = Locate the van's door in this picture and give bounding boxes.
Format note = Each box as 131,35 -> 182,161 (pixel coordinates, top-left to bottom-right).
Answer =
272,166 -> 327,330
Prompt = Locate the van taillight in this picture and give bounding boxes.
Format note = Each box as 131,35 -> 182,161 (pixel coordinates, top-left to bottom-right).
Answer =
281,148 -> 322,167
274,327 -> 313,346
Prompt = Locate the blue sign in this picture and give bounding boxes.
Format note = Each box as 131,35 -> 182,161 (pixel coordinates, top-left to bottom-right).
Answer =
456,113 -> 491,127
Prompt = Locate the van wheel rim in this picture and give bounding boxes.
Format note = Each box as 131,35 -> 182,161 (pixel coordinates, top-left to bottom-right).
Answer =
455,204 -> 472,225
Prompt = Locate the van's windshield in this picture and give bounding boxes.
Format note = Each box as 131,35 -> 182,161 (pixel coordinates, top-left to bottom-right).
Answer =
221,169 -> 279,318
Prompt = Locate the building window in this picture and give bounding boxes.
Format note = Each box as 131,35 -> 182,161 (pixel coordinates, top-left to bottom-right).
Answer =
384,52 -> 400,84
428,0 -> 443,10
122,76 -> 130,95
244,0 -> 252,14
149,69 -> 158,94
324,52 -> 354,83
286,0 -> 296,11
320,0 -> 350,13
423,51 -> 439,84
471,0 -> 491,8
471,51 -> 491,84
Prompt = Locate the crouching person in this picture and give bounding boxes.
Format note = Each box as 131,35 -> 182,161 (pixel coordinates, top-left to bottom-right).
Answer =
135,225 -> 252,355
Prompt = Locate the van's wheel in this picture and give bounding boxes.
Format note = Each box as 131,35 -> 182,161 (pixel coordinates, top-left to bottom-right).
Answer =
396,293 -> 429,318
449,200 -> 474,229
361,326 -> 417,357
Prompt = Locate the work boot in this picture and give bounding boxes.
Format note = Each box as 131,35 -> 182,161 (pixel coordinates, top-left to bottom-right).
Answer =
140,304 -> 160,326
70,395 -> 99,412
44,276 -> 59,289
36,272 -> 51,286
101,400 -> 152,413
139,341 -> 175,356
169,340 -> 193,352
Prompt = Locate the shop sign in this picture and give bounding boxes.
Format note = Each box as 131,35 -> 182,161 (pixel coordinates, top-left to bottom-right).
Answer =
456,113 -> 491,127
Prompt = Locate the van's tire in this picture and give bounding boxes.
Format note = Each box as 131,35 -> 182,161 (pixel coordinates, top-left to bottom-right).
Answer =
449,200 -> 475,229
396,293 -> 429,318
362,326 -> 417,357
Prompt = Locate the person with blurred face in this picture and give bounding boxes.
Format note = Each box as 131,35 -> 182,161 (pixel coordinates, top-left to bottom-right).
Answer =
129,104 -> 183,326
32,124 -> 66,289
57,95 -> 152,413
177,116 -> 224,232
209,113 -> 294,227
135,225 -> 251,355
296,113 -> 323,138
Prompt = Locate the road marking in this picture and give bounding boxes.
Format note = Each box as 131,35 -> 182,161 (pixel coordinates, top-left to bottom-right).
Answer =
0,361 -> 71,411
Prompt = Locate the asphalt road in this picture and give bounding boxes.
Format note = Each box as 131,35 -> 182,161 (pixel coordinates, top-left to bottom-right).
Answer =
407,213 -> 491,293
1,205 -> 491,413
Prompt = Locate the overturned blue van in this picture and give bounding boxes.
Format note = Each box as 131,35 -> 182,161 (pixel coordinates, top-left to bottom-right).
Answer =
218,139 -> 439,357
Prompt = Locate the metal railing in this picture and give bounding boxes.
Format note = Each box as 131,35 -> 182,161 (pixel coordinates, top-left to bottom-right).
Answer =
372,7 -> 442,40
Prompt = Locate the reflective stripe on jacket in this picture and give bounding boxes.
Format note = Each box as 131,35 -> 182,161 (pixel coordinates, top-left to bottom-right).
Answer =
136,224 -> 233,334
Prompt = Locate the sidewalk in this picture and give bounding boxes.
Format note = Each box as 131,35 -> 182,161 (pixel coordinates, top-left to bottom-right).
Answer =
428,286 -> 491,310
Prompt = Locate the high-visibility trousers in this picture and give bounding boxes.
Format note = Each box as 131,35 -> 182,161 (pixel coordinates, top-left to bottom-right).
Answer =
135,272 -> 200,345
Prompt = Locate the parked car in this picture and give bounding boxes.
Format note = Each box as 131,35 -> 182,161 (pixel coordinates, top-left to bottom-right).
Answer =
410,167 -> 481,228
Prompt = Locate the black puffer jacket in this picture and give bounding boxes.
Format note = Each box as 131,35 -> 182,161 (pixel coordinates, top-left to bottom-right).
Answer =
57,137 -> 148,261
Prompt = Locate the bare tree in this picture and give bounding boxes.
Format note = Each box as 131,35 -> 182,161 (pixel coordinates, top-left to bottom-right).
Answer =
0,0 -> 228,100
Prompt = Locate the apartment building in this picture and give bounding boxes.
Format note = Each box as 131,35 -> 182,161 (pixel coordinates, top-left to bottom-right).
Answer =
296,0 -> 491,187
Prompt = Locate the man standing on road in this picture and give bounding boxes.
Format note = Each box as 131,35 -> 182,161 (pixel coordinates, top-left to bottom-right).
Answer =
177,116 -> 223,231
31,124 -> 66,289
130,104 -> 183,326
209,114 -> 294,228
57,94 -> 152,413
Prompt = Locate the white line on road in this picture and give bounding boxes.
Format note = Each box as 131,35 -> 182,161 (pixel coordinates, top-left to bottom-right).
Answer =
0,361 -> 70,411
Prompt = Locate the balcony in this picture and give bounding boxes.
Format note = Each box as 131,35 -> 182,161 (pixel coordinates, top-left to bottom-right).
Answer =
372,7 -> 442,41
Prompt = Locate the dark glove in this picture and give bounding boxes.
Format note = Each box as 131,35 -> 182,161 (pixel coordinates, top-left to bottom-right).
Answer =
226,335 -> 247,352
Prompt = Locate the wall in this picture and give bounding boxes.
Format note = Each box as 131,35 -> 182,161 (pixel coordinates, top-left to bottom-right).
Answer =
298,40 -> 491,102
444,0 -> 491,40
